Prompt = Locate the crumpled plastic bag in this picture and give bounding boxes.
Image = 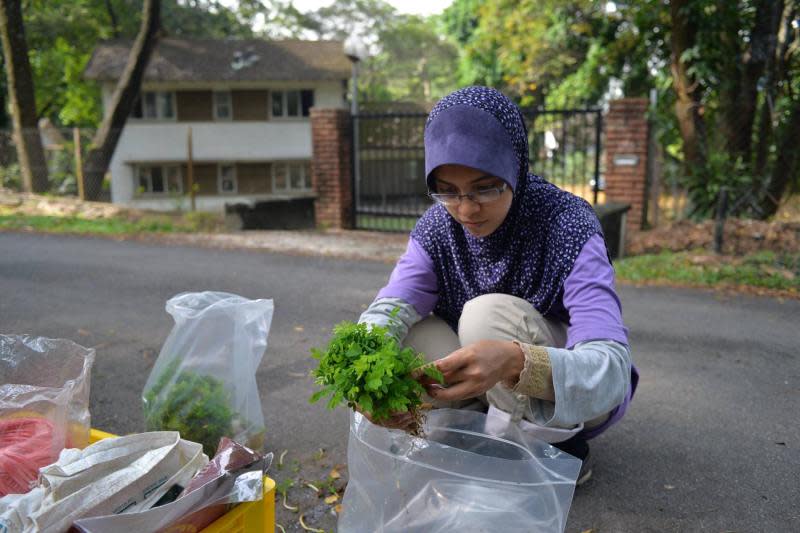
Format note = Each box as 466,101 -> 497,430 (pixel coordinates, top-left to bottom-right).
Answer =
339,408 -> 582,533
0,431 -> 207,533
73,439 -> 272,533
0,335 -> 95,497
142,292 -> 274,456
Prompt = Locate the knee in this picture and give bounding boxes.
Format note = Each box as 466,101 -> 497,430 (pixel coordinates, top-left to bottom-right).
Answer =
458,293 -> 531,345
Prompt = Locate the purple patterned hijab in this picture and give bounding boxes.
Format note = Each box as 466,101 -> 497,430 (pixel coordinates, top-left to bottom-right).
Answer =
411,86 -> 604,331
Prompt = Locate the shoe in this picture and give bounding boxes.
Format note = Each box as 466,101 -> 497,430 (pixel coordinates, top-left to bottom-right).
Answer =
552,436 -> 593,486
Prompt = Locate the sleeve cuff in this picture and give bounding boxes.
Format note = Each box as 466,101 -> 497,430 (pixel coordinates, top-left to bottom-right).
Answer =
510,341 -> 553,398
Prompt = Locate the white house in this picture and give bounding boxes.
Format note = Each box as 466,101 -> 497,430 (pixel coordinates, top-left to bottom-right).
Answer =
84,38 -> 351,212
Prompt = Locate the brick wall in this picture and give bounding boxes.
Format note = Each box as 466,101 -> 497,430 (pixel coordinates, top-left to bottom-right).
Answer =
311,108 -> 352,229
604,98 -> 649,233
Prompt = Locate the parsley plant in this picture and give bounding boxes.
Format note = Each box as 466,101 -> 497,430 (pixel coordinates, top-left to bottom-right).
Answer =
309,320 -> 444,425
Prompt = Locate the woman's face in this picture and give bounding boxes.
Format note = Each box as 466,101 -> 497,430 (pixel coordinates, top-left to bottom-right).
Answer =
433,164 -> 513,238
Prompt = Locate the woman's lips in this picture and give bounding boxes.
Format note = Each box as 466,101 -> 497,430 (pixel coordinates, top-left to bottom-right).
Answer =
462,220 -> 485,229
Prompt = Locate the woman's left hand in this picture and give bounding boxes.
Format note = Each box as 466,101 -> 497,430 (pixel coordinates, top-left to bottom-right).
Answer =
422,340 -> 524,402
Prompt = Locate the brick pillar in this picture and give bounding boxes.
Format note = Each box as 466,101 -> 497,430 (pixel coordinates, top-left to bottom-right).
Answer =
311,108 -> 353,230
604,98 -> 649,233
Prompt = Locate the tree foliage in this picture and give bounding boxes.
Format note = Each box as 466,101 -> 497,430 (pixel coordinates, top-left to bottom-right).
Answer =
440,0 -> 800,219
258,0 -> 459,103
18,0 -> 254,127
13,0 -> 799,216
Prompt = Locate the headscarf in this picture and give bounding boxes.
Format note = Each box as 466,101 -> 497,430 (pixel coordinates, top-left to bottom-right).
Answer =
411,86 -> 604,331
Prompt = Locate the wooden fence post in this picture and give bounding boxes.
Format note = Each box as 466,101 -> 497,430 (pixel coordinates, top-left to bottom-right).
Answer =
187,126 -> 195,211
73,127 -> 85,201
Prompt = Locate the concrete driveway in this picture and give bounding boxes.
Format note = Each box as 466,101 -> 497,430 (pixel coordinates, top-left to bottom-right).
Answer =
1,232 -> 798,532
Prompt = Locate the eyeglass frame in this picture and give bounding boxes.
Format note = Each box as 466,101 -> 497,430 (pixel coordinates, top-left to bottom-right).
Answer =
428,179 -> 509,207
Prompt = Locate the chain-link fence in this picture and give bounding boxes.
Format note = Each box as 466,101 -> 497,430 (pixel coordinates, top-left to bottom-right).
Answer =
0,127 -> 109,201
644,87 -> 800,230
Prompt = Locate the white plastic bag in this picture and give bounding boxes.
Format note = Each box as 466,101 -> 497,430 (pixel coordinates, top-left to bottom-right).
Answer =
0,335 -> 95,496
0,335 -> 94,448
142,292 -> 274,455
338,409 -> 582,533
0,431 -> 207,533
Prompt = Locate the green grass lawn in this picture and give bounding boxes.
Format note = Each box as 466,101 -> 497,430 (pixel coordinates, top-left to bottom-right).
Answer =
615,250 -> 799,293
356,215 -> 418,232
0,211 -> 221,234
0,214 -> 175,233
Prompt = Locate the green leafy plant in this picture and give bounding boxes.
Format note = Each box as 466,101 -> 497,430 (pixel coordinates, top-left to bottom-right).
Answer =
143,360 -> 234,456
309,319 -> 444,435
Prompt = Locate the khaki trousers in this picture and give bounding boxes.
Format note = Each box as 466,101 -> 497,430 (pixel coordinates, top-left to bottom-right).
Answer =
404,293 -> 605,433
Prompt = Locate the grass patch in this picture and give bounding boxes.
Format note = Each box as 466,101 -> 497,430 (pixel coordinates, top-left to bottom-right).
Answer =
356,215 -> 418,232
0,212 -> 221,235
616,250 -> 799,293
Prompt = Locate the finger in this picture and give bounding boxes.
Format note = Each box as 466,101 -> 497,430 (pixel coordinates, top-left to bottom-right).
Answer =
410,361 -> 440,380
434,350 -> 469,375
430,381 -> 480,402
422,382 -> 446,397
439,367 -> 472,386
418,374 -> 444,387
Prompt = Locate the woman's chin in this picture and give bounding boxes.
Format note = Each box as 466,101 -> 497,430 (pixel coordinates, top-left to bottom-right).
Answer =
463,223 -> 492,237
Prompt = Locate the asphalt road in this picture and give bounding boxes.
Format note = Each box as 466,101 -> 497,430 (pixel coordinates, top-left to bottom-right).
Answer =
1,232 -> 798,532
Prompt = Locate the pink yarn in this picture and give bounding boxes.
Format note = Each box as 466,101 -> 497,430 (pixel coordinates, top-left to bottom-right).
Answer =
0,417 -> 58,496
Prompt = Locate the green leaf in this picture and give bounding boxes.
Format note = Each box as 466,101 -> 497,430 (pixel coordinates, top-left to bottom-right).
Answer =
423,364 -> 445,384
309,388 -> 329,404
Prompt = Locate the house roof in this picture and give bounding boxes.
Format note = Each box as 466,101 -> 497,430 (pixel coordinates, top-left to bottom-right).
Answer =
84,38 -> 352,83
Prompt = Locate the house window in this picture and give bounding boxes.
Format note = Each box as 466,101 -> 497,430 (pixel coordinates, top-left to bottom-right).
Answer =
136,165 -> 182,195
273,161 -> 312,192
218,164 -> 237,194
213,91 -> 232,120
270,90 -> 314,118
131,91 -> 175,120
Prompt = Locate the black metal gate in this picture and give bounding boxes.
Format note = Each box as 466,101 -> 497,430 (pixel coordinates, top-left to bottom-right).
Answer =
352,108 -> 603,232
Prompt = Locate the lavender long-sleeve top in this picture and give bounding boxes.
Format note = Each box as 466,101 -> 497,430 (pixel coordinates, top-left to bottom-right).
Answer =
361,232 -> 636,435
377,233 -> 629,349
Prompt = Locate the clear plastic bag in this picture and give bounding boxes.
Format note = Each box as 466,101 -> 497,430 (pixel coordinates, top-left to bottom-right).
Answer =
142,292 -> 274,456
0,335 -> 95,497
338,408 -> 582,533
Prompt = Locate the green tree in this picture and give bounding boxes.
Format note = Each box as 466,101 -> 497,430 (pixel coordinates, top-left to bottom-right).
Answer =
82,0 -> 161,200
667,0 -> 800,218
441,0 -> 800,219
259,0 -> 459,103
0,0 -> 48,191
20,0 -> 254,127
362,14 -> 459,102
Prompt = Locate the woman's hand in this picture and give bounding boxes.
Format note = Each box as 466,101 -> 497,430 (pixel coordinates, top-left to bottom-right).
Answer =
422,340 -> 524,402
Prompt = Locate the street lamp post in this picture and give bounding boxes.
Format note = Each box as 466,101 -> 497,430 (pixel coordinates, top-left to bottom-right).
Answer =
344,37 -> 366,225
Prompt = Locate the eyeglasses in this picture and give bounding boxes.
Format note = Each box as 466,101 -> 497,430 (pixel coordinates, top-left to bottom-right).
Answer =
428,182 -> 508,207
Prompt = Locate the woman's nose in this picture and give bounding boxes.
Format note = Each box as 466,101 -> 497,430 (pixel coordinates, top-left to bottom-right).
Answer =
457,196 -> 481,217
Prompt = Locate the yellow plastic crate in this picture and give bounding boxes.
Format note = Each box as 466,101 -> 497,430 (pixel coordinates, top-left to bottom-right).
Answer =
88,428 -> 275,533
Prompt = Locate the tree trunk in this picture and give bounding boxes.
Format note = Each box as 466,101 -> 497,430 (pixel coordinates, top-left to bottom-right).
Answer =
104,0 -> 121,39
0,0 -> 48,192
755,2 -> 797,177
669,0 -> 707,178
716,1 -> 744,158
82,0 -> 160,201
760,94 -> 800,218
727,0 -> 783,161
